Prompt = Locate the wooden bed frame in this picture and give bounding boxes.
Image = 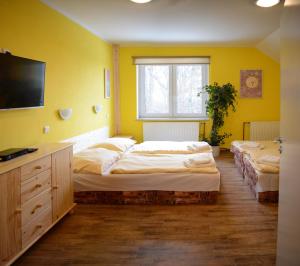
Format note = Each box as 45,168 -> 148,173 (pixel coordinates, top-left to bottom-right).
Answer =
74,191 -> 218,205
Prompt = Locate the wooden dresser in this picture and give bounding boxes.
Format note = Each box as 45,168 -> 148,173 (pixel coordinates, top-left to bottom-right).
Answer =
0,143 -> 76,266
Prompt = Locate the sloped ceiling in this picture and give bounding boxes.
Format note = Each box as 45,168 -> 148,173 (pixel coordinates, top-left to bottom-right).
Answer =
256,29 -> 280,62
42,0 -> 283,46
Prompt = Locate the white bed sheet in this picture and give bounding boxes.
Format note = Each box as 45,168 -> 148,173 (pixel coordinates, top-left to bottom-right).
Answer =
74,171 -> 220,192
254,172 -> 279,192
231,140 -> 278,153
110,152 -> 217,174
129,141 -> 212,154
246,169 -> 279,193
244,155 -> 279,192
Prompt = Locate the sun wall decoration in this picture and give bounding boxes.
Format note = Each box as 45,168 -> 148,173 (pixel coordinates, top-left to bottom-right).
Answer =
240,70 -> 262,98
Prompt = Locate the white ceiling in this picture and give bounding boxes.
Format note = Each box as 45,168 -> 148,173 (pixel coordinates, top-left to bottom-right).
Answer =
257,28 -> 280,61
42,0 -> 283,46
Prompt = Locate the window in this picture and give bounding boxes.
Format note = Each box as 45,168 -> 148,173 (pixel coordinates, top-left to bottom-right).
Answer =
136,57 -> 209,120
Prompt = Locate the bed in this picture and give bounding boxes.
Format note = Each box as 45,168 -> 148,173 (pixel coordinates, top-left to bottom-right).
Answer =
73,149 -> 220,205
231,140 -> 280,202
230,141 -> 278,176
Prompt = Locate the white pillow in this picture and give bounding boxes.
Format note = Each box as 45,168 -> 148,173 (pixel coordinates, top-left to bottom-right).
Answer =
94,138 -> 136,152
73,148 -> 121,175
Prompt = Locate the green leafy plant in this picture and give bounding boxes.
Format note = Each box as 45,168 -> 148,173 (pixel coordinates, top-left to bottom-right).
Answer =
200,82 -> 237,146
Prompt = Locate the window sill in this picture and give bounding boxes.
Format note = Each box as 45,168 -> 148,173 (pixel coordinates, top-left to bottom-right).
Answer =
136,117 -> 209,122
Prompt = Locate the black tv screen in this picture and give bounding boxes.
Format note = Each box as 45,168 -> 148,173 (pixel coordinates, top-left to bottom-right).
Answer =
0,54 -> 45,110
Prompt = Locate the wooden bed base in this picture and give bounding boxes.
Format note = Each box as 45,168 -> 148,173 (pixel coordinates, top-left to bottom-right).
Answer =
257,191 -> 279,203
74,191 -> 218,205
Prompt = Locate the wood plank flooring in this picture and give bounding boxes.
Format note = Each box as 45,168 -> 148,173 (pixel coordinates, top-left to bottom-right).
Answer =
14,152 -> 278,266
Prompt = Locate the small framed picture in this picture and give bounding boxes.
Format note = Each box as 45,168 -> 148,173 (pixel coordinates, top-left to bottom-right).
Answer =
104,68 -> 111,99
240,70 -> 262,98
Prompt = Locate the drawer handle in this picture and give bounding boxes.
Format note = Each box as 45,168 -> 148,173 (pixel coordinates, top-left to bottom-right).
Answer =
31,204 -> 42,214
15,208 -> 22,214
34,165 -> 42,170
36,224 -> 43,230
35,184 -> 42,189
32,224 -> 43,235
52,185 -> 59,189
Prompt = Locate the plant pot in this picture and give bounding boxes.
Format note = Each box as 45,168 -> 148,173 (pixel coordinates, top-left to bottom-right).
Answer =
212,146 -> 220,157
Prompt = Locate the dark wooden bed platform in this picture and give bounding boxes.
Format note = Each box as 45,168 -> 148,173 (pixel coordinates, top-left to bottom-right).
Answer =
74,190 -> 218,205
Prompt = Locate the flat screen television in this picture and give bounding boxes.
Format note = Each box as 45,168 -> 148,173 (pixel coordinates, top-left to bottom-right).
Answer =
0,53 -> 46,110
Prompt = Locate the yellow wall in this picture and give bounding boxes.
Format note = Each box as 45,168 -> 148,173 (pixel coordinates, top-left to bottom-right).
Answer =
119,46 -> 280,147
0,0 -> 114,150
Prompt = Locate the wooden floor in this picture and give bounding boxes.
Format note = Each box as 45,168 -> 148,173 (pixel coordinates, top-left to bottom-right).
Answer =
14,152 -> 278,266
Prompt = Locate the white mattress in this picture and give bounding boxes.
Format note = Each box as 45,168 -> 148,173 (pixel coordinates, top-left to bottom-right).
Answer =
245,170 -> 279,193
244,155 -> 279,192
253,172 -> 279,192
74,171 -> 220,192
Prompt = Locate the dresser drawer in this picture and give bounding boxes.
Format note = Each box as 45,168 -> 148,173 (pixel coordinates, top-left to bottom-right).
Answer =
21,156 -> 51,181
22,189 -> 52,227
22,206 -> 52,249
21,169 -> 51,204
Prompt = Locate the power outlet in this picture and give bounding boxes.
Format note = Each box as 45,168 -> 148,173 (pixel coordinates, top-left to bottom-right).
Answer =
43,125 -> 50,134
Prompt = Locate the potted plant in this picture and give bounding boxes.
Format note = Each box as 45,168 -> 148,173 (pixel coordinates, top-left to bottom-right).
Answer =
201,82 -> 237,157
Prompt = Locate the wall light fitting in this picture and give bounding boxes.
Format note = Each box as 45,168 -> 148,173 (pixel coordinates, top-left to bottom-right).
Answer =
58,108 -> 72,120
93,104 -> 102,114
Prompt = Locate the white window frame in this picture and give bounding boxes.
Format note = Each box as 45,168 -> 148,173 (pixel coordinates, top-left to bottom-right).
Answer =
137,64 -> 209,120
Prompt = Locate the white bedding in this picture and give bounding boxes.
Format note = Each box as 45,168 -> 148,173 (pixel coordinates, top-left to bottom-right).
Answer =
244,155 -> 279,192
73,148 -> 121,175
111,153 -> 218,174
93,137 -> 136,152
231,140 -> 279,153
246,148 -> 280,173
230,140 -> 279,192
231,140 -> 280,173
130,141 -> 212,154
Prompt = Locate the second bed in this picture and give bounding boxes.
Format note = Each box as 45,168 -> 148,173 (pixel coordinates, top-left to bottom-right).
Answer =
231,140 -> 279,202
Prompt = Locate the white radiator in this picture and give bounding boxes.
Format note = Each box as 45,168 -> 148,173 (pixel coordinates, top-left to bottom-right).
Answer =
250,121 -> 280,141
143,122 -> 199,141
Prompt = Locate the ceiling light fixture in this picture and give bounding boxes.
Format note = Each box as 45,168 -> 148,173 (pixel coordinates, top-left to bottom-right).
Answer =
256,0 -> 280,7
130,0 -> 152,3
